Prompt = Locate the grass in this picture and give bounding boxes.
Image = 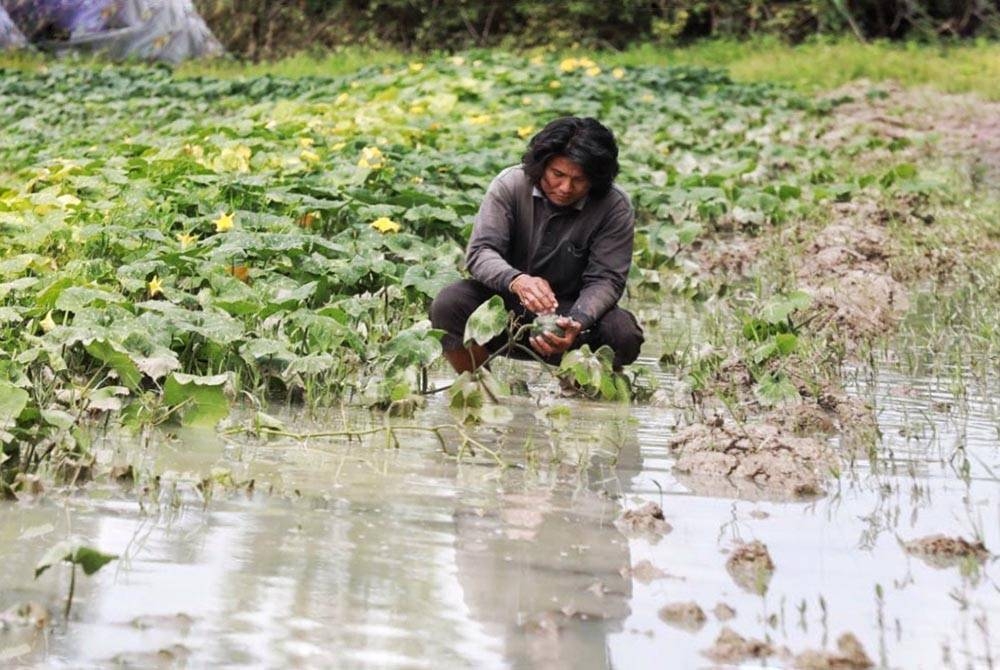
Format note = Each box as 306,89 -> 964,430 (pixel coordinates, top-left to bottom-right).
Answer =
5,38 -> 999,100
601,38 -> 1000,100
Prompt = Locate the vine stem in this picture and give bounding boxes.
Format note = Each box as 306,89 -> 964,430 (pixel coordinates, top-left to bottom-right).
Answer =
228,422 -> 506,467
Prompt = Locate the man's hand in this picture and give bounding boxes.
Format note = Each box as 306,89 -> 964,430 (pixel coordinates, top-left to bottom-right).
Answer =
529,316 -> 582,358
510,274 -> 557,315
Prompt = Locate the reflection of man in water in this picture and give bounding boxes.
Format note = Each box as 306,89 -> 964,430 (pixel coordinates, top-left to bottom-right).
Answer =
452,429 -> 642,668
431,116 -> 644,373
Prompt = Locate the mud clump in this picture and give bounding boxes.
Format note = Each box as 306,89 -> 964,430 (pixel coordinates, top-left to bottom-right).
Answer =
725,540 -> 775,595
713,603 -> 737,621
668,421 -> 837,499
794,632 -> 873,670
902,534 -> 989,569
806,270 -> 909,343
703,626 -> 777,664
627,559 -> 670,584
658,601 -> 707,632
614,502 -> 672,541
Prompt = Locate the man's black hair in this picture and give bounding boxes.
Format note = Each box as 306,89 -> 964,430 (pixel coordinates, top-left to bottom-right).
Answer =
522,116 -> 620,199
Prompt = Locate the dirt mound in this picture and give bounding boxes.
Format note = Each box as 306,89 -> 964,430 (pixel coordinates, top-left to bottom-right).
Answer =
658,601 -> 707,632
614,502 -> 672,541
902,534 -> 990,569
668,421 -> 837,499
703,626 -> 777,664
725,540 -> 775,595
794,632 -> 874,670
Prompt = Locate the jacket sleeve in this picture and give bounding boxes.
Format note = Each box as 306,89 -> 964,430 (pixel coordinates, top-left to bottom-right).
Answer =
567,197 -> 634,330
465,173 -> 523,292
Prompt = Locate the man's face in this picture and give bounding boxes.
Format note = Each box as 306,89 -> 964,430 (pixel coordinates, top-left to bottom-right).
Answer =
540,155 -> 590,207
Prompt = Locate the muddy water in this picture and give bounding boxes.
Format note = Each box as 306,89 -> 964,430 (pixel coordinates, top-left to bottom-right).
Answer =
1,358 -> 999,668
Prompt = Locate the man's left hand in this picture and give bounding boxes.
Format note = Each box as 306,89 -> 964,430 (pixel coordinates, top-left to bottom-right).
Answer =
529,316 -> 582,358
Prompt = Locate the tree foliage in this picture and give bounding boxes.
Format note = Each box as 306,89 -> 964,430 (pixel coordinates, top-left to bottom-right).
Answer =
194,0 -> 1000,60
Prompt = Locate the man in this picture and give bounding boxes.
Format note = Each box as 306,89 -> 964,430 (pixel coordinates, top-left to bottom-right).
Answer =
430,116 -> 643,373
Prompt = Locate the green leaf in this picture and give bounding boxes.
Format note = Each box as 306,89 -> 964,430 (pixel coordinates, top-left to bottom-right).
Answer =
760,291 -> 812,325
463,296 -> 509,347
35,539 -> 117,578
0,381 -> 29,439
163,373 -> 231,426
83,339 -> 142,390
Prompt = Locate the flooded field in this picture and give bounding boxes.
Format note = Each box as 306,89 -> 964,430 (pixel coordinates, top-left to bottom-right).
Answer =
2,345 -> 997,669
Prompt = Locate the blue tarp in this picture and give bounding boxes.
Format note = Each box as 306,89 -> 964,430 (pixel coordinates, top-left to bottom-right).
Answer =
0,0 -> 223,62
0,5 -> 28,47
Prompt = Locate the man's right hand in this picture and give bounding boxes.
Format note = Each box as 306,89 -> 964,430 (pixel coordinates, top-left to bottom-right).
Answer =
510,274 -> 557,315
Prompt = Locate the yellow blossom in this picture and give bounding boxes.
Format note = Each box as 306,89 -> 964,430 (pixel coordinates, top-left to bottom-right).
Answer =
408,61 -> 424,73
641,93 -> 655,103
450,56 -> 465,66
410,175 -> 424,184
521,96 -> 533,106
548,80 -> 562,89
529,55 -> 544,66
409,103 -> 426,115
214,211 -> 234,232
559,57 -> 579,72
298,137 -> 314,148
579,57 -> 596,68
612,67 -> 626,80
585,65 -> 601,77
176,232 -> 198,249
300,149 -> 321,163
370,217 -> 401,234
358,146 -> 385,170
40,310 -> 56,333
331,141 -> 346,151
147,275 -> 164,297
182,143 -> 204,158
336,92 -> 350,104
517,125 -> 535,139
468,114 -> 491,125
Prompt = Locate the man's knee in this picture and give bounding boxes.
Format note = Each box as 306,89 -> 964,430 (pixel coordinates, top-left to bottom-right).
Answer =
593,308 -> 644,368
430,280 -> 494,352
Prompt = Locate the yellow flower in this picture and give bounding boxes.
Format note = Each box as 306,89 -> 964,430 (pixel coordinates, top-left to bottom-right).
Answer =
147,275 -> 164,297
335,92 -> 350,104
548,80 -> 562,89
529,55 -> 544,66
40,310 -> 56,333
579,57 -> 596,68
521,96 -> 533,106
450,56 -> 465,66
641,93 -> 655,103
370,217 -> 401,234
176,232 -> 198,249
517,125 -> 535,139
468,114 -> 491,125
298,137 -> 314,148
331,141 -> 346,151
214,211 -> 234,232
408,103 -> 426,115
612,67 -> 626,80
559,57 -> 579,73
408,61 -> 424,73
585,65 -> 602,77
358,146 -> 385,170
300,149 -> 320,163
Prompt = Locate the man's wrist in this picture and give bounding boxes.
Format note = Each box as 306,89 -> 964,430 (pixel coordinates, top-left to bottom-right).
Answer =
508,273 -> 524,292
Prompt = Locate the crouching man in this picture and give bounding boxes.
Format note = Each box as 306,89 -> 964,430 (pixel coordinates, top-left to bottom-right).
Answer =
430,116 -> 643,373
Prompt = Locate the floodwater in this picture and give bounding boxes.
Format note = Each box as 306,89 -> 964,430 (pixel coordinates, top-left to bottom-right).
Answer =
1,354 -> 998,669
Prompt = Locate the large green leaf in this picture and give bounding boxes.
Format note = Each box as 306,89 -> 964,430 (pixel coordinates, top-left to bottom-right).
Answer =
463,296 -> 509,347
163,373 -> 231,426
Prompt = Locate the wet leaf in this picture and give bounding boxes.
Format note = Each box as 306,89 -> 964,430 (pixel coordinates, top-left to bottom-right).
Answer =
463,296 -> 508,347
163,373 -> 230,426
35,539 -> 117,578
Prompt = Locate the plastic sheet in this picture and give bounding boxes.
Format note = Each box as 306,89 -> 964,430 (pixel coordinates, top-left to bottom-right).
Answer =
1,0 -> 223,61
